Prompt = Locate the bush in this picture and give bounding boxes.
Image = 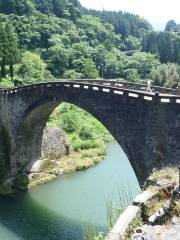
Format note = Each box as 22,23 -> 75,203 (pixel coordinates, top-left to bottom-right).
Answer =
15,51 -> 52,84
0,78 -> 14,88
59,112 -> 78,133
73,139 -> 102,151
79,125 -> 96,140
63,70 -> 83,80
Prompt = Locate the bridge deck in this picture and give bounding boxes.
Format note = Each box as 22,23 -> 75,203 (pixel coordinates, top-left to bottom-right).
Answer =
1,79 -> 180,104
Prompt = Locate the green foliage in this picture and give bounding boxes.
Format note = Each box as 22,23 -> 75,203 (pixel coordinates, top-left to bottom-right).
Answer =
59,111 -> 79,133
79,125 -> 96,141
0,0 -> 82,20
0,0 -> 35,15
84,225 -> 105,240
125,69 -> 139,82
0,1 -> 162,82
73,139 -> 102,152
0,22 -> 20,80
127,52 -> 160,78
16,51 -> 51,83
84,9 -> 152,38
48,103 -> 113,152
165,20 -> 177,32
125,35 -> 141,51
83,58 -> 99,79
63,69 -> 83,80
150,63 -> 180,87
142,31 -> 180,64
0,78 -> 14,87
0,0 -> 179,87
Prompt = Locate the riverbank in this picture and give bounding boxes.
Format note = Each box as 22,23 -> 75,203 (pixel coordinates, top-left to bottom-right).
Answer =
26,103 -> 112,188
104,166 -> 180,240
28,144 -> 106,189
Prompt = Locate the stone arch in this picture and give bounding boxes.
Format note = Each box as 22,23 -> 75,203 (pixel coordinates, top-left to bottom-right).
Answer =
4,82 -> 180,185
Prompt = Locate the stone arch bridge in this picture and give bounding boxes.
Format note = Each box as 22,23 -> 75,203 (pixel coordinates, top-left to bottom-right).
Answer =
0,80 -> 180,185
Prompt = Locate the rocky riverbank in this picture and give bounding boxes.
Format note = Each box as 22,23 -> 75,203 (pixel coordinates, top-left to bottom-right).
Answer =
26,127 -> 106,190
125,167 -> 180,240
105,167 -> 180,240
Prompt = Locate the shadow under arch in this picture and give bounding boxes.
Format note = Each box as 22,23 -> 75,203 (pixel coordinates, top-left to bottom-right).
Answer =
0,193 -> 89,240
0,126 -> 11,180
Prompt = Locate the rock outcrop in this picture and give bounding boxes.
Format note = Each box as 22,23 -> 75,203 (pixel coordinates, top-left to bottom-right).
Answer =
41,127 -> 71,160
30,127 -> 71,173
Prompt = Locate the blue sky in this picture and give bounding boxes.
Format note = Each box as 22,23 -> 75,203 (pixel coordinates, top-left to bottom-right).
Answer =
80,0 -> 180,30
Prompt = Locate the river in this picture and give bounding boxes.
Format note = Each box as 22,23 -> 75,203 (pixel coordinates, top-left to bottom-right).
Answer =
0,142 -> 140,240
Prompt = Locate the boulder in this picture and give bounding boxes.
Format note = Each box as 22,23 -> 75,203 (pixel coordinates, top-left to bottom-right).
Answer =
41,127 -> 72,160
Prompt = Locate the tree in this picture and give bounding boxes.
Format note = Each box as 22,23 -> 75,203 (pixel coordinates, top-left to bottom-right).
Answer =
0,23 -> 20,80
63,69 -> 83,79
127,52 -> 160,78
0,0 -> 35,15
165,20 -> 176,32
125,69 -> 139,82
5,24 -> 20,80
16,51 -> 50,83
0,23 -> 7,79
34,0 -> 53,15
125,35 -> 141,51
150,63 -> 180,87
59,111 -> 78,133
83,59 -> 99,79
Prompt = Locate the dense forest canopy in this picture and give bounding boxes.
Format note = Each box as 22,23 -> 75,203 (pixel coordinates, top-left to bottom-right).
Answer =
0,0 -> 180,88
83,9 -> 152,38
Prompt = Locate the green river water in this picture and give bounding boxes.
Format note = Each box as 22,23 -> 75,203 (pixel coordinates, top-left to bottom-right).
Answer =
0,142 -> 140,240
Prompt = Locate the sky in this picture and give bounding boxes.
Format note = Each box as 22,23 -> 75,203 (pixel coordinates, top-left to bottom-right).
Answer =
80,0 -> 180,30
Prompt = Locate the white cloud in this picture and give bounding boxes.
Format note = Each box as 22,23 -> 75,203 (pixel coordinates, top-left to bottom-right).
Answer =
80,0 -> 180,26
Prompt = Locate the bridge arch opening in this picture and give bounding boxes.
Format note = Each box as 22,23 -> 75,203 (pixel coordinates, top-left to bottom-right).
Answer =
13,100 -> 139,190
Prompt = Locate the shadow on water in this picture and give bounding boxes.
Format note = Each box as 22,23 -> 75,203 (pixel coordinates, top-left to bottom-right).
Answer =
0,193 -> 97,240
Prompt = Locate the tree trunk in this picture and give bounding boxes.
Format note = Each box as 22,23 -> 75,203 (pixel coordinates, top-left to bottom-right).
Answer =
1,59 -> 6,79
9,64 -> 14,81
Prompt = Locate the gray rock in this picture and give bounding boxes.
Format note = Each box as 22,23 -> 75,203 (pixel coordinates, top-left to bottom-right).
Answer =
41,127 -> 72,160
131,228 -> 155,240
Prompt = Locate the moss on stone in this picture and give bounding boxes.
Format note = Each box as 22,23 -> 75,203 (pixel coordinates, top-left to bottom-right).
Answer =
14,174 -> 29,190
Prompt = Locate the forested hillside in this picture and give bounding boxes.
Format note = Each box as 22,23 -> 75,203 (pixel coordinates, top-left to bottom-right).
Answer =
83,9 -> 152,38
0,0 -> 180,88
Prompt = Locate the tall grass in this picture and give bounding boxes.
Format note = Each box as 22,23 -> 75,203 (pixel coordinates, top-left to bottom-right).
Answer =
83,225 -> 105,240
84,183 -> 134,240
106,183 -> 134,229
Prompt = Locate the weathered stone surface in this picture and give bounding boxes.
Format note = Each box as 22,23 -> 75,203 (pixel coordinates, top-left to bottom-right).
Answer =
29,127 -> 71,173
41,127 -> 71,160
131,228 -> 155,240
30,160 -> 44,173
142,219 -> 180,240
0,82 -> 180,185
133,190 -> 155,206
148,207 -> 168,225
